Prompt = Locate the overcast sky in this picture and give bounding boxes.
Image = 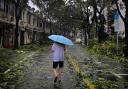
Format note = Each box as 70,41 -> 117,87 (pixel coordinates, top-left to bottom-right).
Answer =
28,0 -> 39,11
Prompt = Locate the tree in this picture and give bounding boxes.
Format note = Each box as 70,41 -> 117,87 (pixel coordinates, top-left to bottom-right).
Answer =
5,0 -> 29,48
114,0 -> 128,57
32,0 -> 64,34
77,0 -> 111,44
33,0 -> 81,34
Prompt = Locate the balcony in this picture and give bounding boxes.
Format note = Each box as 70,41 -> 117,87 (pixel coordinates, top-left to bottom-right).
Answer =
0,11 -> 15,25
0,11 -> 8,21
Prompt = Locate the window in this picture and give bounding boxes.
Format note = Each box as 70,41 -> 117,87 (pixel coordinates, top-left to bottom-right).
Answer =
40,22 -> 42,27
10,5 -> 14,16
5,4 -> 8,14
0,0 -> 4,10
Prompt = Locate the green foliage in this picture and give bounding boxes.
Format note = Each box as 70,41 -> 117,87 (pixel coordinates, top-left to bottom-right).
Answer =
88,40 -> 115,56
19,43 -> 46,51
95,80 -> 119,89
0,48 -> 24,88
0,49 -> 17,70
0,44 -> 46,88
88,39 -> 128,63
88,38 -> 98,49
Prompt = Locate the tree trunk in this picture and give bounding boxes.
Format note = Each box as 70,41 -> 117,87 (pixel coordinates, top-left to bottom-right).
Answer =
98,24 -> 104,43
98,16 -> 103,43
87,7 -> 90,39
124,3 -> 128,57
83,28 -> 86,45
50,19 -> 52,34
98,11 -> 106,43
0,27 -> 2,47
14,1 -> 22,49
14,19 -> 19,48
2,24 -> 5,47
95,16 -> 98,38
43,21 -> 47,43
20,30 -> 24,45
43,21 -> 46,33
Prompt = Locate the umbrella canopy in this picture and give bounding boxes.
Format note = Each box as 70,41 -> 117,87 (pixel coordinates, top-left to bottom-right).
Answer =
48,35 -> 73,45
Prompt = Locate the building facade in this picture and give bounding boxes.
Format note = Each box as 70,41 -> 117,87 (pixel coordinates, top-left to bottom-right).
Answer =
0,0 -> 51,48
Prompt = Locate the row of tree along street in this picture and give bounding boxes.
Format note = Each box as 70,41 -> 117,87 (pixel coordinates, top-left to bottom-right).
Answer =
32,0 -> 128,58
0,0 -> 128,88
1,0 -> 128,58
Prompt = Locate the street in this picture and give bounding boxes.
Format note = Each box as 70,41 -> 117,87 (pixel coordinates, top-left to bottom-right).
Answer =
13,46 -> 85,89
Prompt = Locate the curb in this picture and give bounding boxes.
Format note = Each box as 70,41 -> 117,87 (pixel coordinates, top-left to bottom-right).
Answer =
66,54 -> 96,89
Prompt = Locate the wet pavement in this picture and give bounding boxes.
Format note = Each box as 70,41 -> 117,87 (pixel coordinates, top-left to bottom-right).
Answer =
68,44 -> 128,89
3,44 -> 127,89
14,46 -> 85,89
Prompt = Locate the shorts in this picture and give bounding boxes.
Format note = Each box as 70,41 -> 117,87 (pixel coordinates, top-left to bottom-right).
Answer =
53,61 -> 64,69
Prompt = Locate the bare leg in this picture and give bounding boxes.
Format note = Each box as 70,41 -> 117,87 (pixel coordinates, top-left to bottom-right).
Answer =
58,68 -> 63,81
53,68 -> 59,82
53,68 -> 58,77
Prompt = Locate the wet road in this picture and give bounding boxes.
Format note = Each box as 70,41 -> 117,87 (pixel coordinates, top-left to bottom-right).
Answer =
15,47 -> 85,89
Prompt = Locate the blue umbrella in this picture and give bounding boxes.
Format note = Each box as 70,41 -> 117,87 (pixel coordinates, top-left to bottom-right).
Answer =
48,35 -> 74,45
